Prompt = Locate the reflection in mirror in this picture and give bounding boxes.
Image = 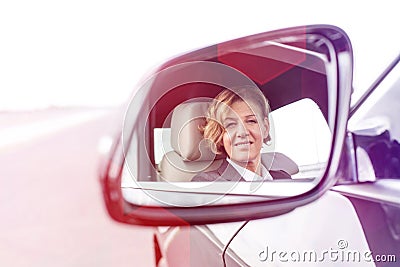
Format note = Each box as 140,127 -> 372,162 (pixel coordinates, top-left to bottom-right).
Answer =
121,30 -> 335,207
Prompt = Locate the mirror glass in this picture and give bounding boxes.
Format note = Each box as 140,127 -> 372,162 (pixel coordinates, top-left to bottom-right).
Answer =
121,30 -> 335,207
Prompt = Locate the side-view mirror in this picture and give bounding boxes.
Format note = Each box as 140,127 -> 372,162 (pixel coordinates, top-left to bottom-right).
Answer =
100,25 -> 353,226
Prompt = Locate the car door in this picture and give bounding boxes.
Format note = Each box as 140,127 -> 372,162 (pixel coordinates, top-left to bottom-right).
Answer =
208,191 -> 373,266
332,55 -> 400,266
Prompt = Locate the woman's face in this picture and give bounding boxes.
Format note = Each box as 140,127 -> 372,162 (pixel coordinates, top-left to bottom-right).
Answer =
221,100 -> 269,168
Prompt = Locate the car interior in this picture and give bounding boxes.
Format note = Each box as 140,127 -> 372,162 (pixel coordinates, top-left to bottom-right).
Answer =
140,80 -> 330,184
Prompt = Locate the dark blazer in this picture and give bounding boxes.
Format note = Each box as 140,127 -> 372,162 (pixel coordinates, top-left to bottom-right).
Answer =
191,159 -> 291,182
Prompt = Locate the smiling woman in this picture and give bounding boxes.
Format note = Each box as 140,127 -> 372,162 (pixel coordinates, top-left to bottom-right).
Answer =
191,87 -> 287,182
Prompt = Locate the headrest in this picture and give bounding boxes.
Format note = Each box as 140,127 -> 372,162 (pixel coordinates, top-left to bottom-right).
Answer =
170,101 -> 219,162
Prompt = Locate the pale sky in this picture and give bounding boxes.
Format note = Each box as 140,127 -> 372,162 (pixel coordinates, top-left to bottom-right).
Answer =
0,1 -> 399,111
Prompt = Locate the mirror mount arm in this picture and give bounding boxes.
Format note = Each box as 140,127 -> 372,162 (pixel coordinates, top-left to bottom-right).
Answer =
335,132 -> 359,185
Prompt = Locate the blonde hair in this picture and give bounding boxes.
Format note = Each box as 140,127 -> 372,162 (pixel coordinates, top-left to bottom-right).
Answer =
203,86 -> 271,154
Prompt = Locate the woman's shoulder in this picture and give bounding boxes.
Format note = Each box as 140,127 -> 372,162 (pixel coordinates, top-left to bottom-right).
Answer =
191,170 -> 220,182
190,159 -> 242,182
191,159 -> 230,181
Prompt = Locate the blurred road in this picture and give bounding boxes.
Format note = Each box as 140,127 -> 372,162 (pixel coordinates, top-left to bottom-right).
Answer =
0,108 -> 154,267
